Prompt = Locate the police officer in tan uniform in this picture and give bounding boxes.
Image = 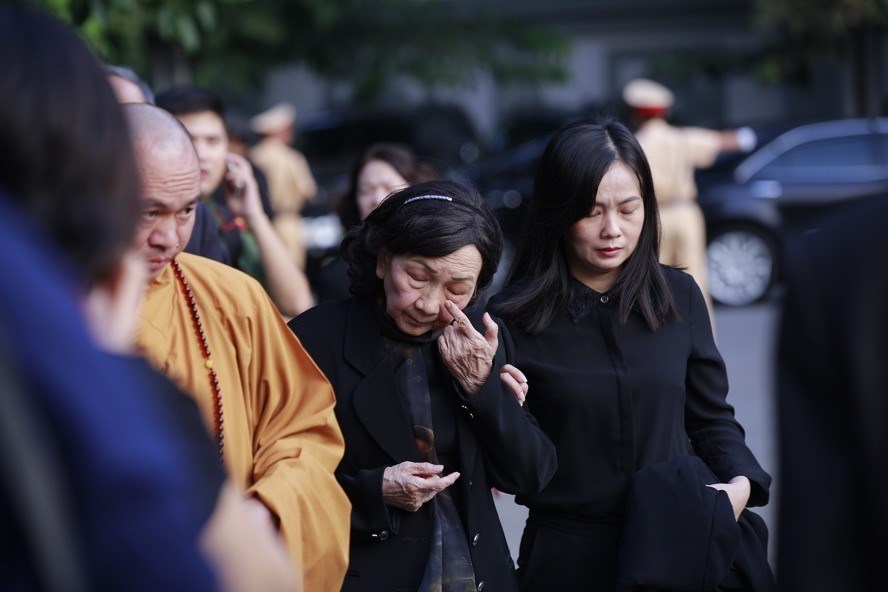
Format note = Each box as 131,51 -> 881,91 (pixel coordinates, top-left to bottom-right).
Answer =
623,78 -> 756,322
249,103 -> 317,269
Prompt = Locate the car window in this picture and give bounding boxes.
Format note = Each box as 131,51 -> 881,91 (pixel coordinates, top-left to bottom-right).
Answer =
753,134 -> 885,183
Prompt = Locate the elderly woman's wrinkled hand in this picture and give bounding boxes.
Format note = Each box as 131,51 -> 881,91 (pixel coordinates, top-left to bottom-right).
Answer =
382,462 -> 460,512
438,301 -> 498,397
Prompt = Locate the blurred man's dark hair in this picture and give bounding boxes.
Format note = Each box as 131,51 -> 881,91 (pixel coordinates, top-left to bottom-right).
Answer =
0,5 -> 140,284
156,85 -> 226,119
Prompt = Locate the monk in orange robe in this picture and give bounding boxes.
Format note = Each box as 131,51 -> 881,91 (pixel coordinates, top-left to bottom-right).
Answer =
124,103 -> 350,592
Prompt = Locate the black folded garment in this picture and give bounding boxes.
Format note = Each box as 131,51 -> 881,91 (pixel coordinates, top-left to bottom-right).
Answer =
617,454 -> 774,591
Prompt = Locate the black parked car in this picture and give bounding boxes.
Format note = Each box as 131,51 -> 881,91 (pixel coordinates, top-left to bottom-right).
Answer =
698,117 -> 888,306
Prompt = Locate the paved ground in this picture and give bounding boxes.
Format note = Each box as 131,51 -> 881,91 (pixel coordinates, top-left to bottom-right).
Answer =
493,301 -> 781,566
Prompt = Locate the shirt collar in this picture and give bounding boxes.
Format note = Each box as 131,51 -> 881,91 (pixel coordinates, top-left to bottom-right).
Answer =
566,276 -> 613,324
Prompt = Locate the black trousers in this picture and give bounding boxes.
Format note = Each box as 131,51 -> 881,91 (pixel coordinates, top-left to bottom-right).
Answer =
517,513 -> 622,592
516,512 -> 759,592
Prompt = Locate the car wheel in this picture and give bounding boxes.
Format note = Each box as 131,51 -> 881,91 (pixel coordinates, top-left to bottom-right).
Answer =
707,225 -> 777,306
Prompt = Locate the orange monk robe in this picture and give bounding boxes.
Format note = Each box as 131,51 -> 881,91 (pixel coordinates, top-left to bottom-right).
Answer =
136,252 -> 350,592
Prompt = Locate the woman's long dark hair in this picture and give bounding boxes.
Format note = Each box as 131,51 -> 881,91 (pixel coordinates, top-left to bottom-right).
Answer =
496,117 -> 677,333
341,179 -> 502,307
336,143 -> 438,230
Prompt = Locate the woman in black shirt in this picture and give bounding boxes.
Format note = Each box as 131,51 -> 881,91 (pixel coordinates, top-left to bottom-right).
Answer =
489,118 -> 772,591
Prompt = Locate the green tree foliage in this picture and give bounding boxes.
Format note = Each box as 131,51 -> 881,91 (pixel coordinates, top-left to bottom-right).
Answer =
755,0 -> 888,115
754,0 -> 885,81
37,0 -> 568,102
757,0 -> 888,38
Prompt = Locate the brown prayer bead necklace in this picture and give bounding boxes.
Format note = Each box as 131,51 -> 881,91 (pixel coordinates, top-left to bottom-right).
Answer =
171,258 -> 224,462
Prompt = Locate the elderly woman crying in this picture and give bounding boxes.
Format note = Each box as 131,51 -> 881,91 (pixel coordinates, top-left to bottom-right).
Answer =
289,179 -> 556,592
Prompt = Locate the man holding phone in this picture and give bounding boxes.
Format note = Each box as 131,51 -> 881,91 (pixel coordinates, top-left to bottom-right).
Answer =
156,86 -> 313,318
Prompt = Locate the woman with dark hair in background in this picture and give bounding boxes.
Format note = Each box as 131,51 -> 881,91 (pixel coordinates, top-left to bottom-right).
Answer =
489,118 -> 773,591
315,142 -> 437,303
290,179 -> 556,591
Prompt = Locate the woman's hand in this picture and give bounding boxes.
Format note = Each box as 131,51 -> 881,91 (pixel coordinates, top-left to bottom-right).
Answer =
707,475 -> 751,521
500,364 -> 529,406
382,462 -> 460,512
438,300 -> 498,396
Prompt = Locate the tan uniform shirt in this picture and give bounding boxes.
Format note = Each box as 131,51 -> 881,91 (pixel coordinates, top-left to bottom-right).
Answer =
136,253 -> 350,592
251,139 -> 317,267
250,138 -> 317,215
635,118 -> 720,323
635,117 -> 722,204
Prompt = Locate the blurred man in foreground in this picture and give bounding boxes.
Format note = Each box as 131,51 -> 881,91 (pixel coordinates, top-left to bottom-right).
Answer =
0,7 -> 294,591
776,195 -> 888,591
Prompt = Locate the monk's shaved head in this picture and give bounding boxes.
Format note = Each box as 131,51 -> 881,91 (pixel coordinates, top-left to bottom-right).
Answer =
123,103 -> 202,278
124,103 -> 197,167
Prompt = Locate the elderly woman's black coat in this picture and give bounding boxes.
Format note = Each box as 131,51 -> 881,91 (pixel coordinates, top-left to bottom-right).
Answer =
289,297 -> 557,592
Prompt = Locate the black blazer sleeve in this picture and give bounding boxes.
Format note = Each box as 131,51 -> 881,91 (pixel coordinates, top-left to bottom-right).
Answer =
289,302 -> 400,539
455,312 -> 558,495
681,275 -> 771,506
335,466 -> 396,536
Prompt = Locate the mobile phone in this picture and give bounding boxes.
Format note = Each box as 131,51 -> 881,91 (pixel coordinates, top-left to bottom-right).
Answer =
226,177 -> 245,198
